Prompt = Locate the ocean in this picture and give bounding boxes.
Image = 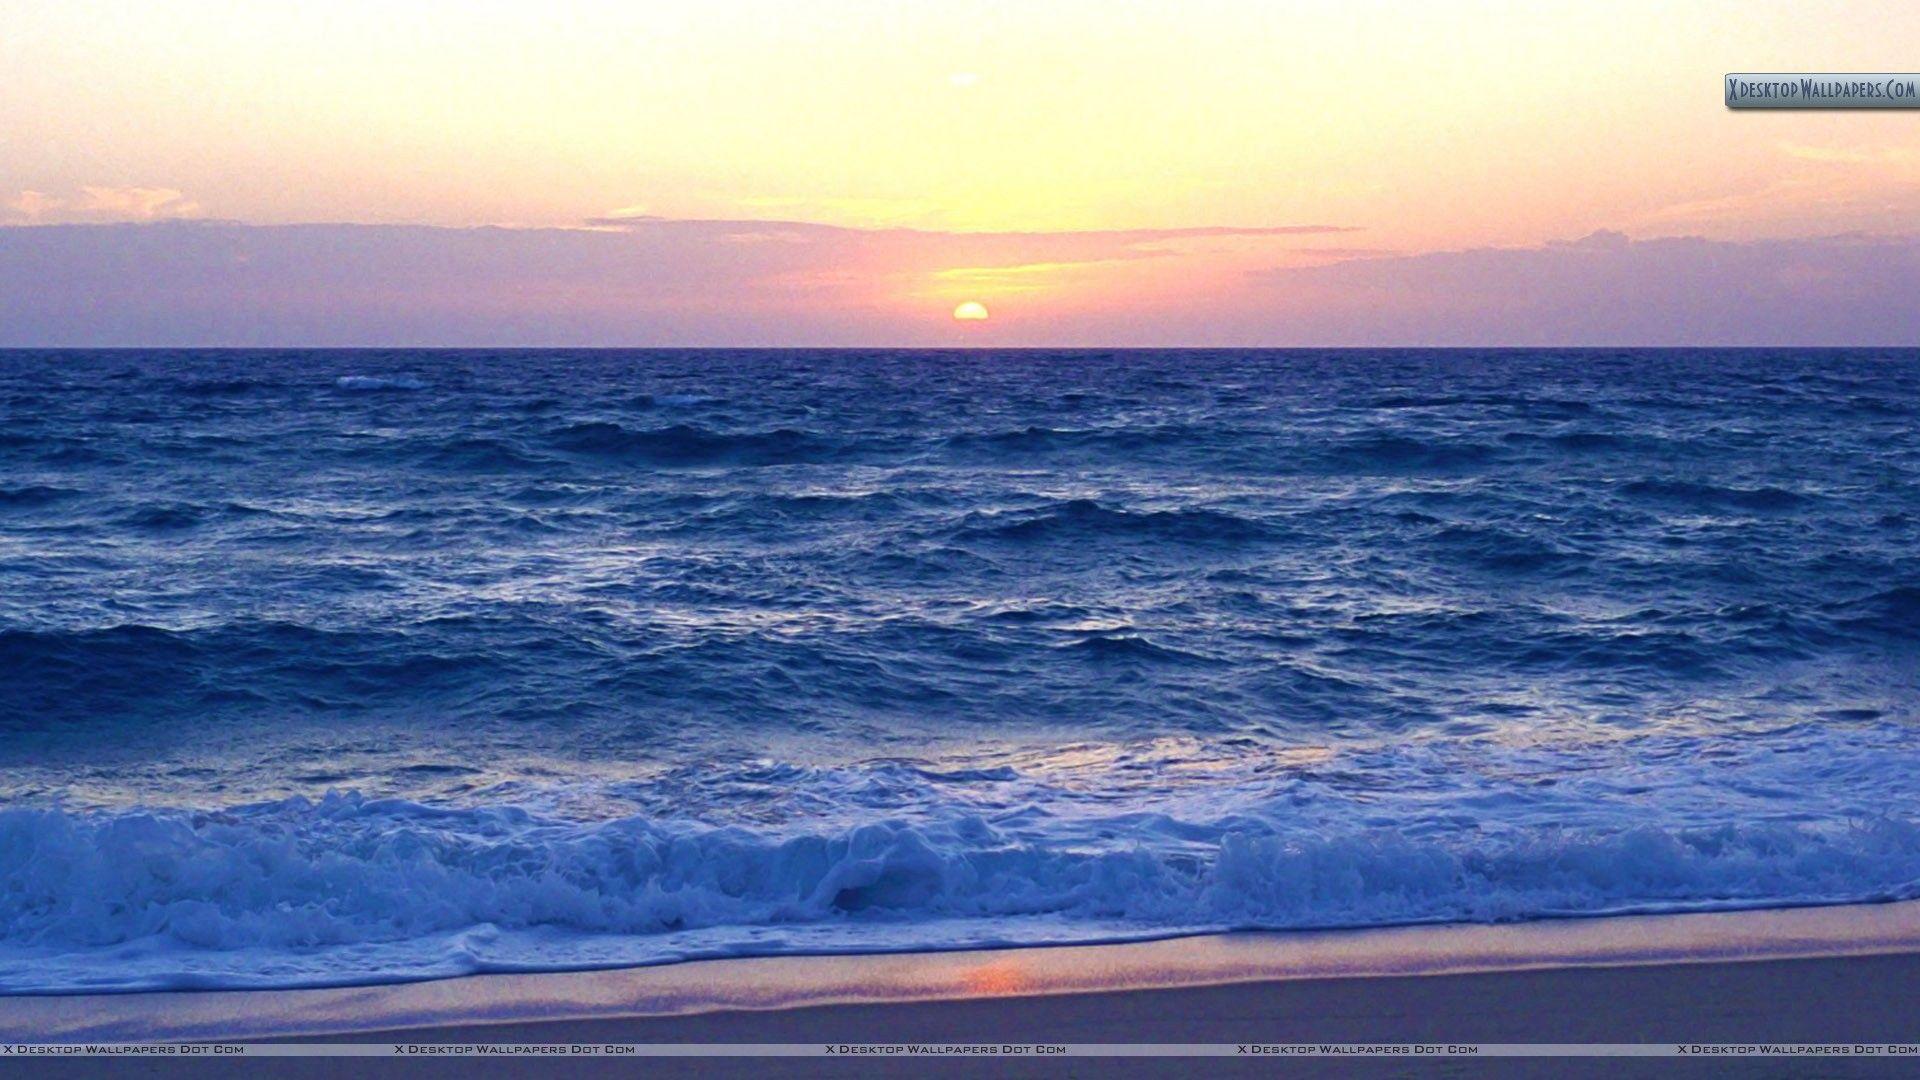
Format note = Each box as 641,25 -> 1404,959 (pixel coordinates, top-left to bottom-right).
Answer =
1,347 -> 1916,993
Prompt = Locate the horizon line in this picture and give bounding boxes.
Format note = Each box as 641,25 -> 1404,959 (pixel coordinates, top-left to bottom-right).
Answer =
2,344 -> 1915,353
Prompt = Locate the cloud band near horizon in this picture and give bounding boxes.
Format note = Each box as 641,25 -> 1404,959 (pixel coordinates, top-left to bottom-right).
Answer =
0,219 -> 1913,347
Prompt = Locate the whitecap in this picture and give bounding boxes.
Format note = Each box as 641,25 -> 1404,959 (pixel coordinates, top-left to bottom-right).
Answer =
334,375 -> 427,392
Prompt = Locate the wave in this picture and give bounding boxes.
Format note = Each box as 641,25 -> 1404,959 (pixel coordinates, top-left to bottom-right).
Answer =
954,499 -> 1287,545
3,792 -> 1918,993
0,484 -> 78,509
1425,524 -> 1582,574
546,421 -> 840,466
1618,479 -> 1815,513
1314,434 -> 1503,473
411,435 -> 552,472
1055,632 -> 1217,665
1829,585 -> 1920,638
1500,429 -> 1678,455
939,423 -> 1223,460
334,375 -> 428,392
0,622 -> 493,727
1363,393 -> 1596,416
173,377 -> 277,396
111,502 -> 214,530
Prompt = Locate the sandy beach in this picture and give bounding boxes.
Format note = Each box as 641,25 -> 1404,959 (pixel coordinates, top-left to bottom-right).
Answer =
7,901 -> 1920,1076
323,953 -> 1920,1077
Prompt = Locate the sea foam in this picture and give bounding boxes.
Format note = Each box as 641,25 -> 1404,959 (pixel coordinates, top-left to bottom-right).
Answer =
3,792 -> 1919,993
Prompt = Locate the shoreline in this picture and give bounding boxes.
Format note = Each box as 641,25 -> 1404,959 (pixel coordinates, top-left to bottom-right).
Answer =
7,899 -> 1920,1043
318,952 -> 1920,1078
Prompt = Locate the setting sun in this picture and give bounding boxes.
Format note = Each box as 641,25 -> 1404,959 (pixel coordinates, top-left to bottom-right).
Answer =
953,301 -> 990,321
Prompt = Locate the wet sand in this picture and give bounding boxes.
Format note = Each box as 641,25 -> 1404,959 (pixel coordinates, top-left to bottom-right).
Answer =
7,901 -> 1920,1076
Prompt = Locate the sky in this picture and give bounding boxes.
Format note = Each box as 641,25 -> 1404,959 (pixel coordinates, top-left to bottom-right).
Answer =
1,0 -> 1916,345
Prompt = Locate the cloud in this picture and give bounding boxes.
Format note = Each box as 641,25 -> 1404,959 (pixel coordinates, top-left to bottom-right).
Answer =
1244,230 -> 1920,346
3,186 -> 202,224
1285,246 -> 1401,262
5,191 -> 63,219
76,186 -> 201,219
0,219 -> 1911,346
1637,146 -> 1920,238
584,216 -> 1354,241
1547,228 -> 1632,251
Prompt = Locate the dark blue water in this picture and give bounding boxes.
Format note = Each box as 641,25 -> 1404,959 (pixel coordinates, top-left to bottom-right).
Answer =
2,348 -> 1917,992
